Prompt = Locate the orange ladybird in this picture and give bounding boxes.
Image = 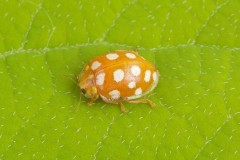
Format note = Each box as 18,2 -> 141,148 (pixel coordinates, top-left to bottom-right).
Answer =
78,50 -> 159,111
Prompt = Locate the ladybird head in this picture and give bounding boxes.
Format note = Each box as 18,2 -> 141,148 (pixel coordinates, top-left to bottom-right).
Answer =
78,65 -> 98,99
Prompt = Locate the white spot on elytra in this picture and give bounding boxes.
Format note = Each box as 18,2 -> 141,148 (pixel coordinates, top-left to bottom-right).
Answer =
135,88 -> 142,96
91,61 -> 101,70
106,53 -> 119,60
128,81 -> 136,89
126,53 -> 136,59
153,71 -> 157,82
144,70 -> 151,82
109,90 -> 120,99
113,69 -> 124,82
131,65 -> 141,76
96,73 -> 105,85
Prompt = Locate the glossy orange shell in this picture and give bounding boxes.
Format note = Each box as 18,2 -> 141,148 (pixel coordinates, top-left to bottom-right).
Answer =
82,50 -> 159,102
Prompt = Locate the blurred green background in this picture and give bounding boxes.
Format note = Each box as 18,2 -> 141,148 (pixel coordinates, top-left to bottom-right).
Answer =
0,0 -> 240,159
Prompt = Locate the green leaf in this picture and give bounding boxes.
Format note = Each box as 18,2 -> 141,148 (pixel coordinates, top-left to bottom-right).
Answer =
1,0 -> 240,159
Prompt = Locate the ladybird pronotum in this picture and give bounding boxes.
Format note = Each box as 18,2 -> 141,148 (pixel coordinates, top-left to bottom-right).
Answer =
78,50 -> 159,111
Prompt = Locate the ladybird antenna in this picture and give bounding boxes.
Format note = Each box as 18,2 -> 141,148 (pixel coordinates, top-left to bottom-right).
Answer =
76,87 -> 87,111
79,90 -> 83,103
64,74 -> 78,85
64,73 -> 83,111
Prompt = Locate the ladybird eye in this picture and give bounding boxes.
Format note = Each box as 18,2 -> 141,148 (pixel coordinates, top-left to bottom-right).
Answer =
81,88 -> 86,94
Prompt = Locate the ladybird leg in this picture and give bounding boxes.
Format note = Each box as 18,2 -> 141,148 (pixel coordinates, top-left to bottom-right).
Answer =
126,98 -> 156,108
106,101 -> 126,112
87,99 -> 95,106
87,96 -> 98,106
119,101 -> 126,112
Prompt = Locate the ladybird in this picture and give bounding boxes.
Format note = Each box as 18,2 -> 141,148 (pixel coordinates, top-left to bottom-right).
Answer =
78,50 -> 159,111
